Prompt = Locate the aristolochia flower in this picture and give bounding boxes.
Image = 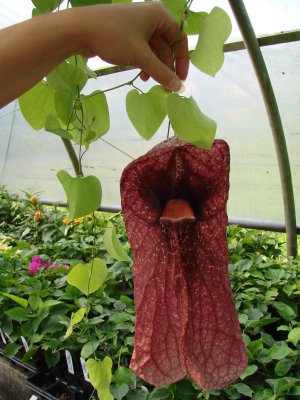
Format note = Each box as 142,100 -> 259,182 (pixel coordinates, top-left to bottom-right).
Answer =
121,137 -> 247,390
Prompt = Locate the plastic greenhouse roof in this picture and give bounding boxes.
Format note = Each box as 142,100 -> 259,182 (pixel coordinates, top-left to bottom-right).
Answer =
0,0 -> 299,227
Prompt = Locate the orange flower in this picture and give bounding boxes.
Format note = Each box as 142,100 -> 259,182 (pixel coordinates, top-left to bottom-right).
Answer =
33,211 -> 42,221
30,195 -> 38,205
63,217 -> 70,224
74,217 -> 83,223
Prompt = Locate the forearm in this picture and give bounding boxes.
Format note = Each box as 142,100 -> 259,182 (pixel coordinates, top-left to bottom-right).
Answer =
0,9 -> 80,108
0,3 -> 187,108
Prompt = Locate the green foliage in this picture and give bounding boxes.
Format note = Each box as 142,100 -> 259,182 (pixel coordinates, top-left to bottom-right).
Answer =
126,86 -> 168,140
19,81 -> 56,130
167,94 -> 217,149
104,222 -> 132,262
67,258 -> 108,295
86,357 -> 114,400
1,189 -> 299,399
191,7 -> 232,76
57,170 -> 102,219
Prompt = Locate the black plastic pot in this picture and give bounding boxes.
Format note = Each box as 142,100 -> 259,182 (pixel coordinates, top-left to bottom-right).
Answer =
26,367 -> 98,400
0,346 -> 46,373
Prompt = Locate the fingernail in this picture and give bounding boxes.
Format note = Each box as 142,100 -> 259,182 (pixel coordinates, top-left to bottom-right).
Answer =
168,79 -> 182,93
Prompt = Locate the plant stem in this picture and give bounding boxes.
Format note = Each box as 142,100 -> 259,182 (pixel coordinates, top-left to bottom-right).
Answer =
84,72 -> 141,99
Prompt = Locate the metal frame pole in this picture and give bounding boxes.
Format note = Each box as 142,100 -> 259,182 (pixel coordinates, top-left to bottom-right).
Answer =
228,0 -> 298,257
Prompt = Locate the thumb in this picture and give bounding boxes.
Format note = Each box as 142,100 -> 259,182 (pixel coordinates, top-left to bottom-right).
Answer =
138,47 -> 182,92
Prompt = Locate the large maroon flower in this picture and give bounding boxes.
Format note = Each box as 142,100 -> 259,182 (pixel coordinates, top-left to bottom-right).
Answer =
120,137 -> 247,390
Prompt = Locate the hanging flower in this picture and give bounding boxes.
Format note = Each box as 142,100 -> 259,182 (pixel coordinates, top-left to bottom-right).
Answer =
33,211 -> 42,221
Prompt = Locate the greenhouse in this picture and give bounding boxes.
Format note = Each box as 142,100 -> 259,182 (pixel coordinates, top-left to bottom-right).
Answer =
0,0 -> 299,399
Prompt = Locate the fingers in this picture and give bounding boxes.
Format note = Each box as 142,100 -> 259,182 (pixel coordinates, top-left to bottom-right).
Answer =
173,33 -> 189,81
138,44 -> 182,92
139,32 -> 189,90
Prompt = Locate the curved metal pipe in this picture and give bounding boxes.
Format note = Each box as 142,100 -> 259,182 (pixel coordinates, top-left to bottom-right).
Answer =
228,0 -> 297,257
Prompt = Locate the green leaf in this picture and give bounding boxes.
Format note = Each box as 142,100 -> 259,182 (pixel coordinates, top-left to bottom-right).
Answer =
3,343 -> 22,357
114,367 -> 135,387
191,7 -> 232,76
149,388 -> 171,399
234,383 -> 254,397
22,346 -> 38,363
19,81 -> 55,130
167,93 -> 216,149
44,115 -> 73,139
86,357 -> 113,400
275,358 -> 294,376
5,307 -> 28,322
176,379 -> 196,395
54,90 -> 76,125
39,299 -> 62,309
57,170 -> 102,219
68,55 -> 97,78
47,61 -> 87,92
127,391 -> 148,400
103,222 -> 132,262
240,364 -> 258,380
70,0 -> 112,7
32,0 -> 61,14
287,327 -> 300,346
65,307 -> 85,338
184,11 -> 207,35
81,339 -> 101,359
126,86 -> 168,140
77,92 -> 110,143
28,294 -> 43,311
161,0 -> 185,24
110,383 -> 129,400
2,293 -> 28,308
273,301 -> 297,321
67,258 -> 108,295
267,345 -> 294,360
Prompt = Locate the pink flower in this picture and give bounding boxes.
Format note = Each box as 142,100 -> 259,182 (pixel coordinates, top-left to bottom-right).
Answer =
52,264 -> 60,270
31,255 -> 43,267
44,261 -> 52,269
28,262 -> 39,275
62,264 -> 70,270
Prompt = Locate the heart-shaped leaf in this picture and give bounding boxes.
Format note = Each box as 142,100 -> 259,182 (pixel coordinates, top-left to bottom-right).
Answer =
67,258 -> 108,296
80,92 -> 110,141
167,93 -> 216,149
191,7 -> 232,76
126,85 -> 168,140
57,170 -> 101,219
86,357 -> 113,400
19,81 -> 55,130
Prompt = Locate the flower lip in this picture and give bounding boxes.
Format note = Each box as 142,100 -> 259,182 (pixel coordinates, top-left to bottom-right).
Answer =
160,198 -> 196,223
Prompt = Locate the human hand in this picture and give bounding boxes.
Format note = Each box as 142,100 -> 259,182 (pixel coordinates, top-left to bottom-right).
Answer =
74,2 -> 189,92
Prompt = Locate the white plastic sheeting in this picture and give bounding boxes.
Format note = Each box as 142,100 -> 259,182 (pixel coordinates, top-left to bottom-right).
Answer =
0,1 -> 299,224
